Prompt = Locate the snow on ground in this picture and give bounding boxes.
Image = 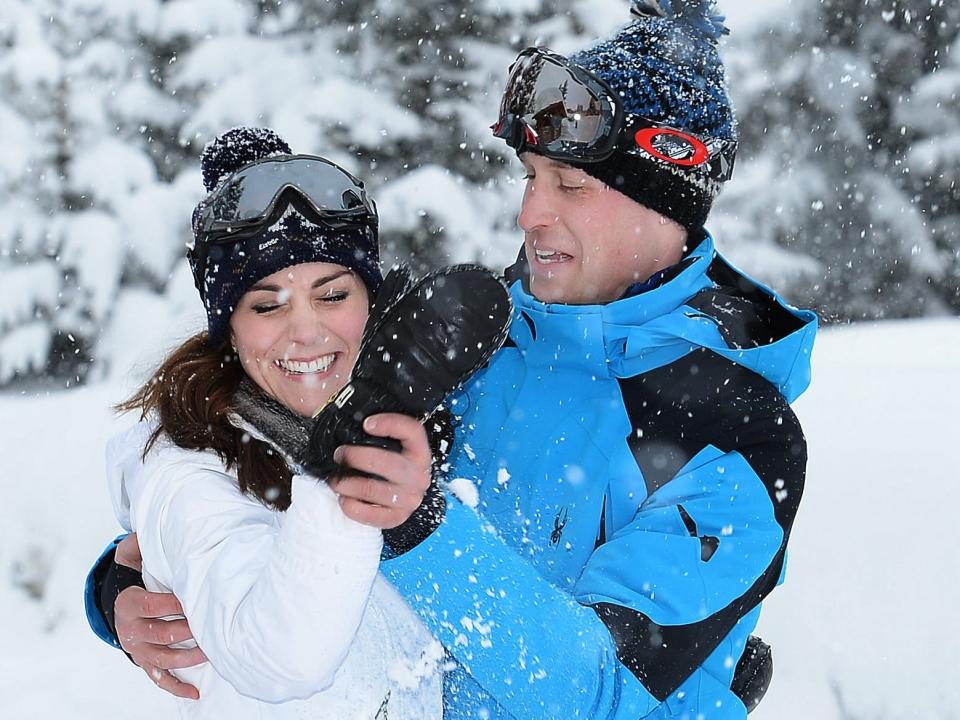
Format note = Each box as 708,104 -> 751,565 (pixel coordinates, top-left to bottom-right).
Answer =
1,318 -> 957,718
753,318 -> 960,719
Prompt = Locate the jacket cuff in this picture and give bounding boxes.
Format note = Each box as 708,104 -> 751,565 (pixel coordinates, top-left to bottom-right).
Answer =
84,535 -> 126,649
382,477 -> 446,558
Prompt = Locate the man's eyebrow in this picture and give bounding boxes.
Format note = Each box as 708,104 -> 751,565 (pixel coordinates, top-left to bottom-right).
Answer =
546,158 -> 582,172
247,270 -> 352,293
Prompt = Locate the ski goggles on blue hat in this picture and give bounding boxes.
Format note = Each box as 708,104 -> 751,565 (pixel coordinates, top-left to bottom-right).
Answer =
189,154 -> 378,295
492,47 -> 737,181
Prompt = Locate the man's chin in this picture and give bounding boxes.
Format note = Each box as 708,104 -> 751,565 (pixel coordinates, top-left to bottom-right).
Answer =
529,282 -> 563,305
529,268 -> 571,304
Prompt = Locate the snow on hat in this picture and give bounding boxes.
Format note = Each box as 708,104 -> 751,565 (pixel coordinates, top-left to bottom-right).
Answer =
190,127 -> 382,345
566,0 -> 737,231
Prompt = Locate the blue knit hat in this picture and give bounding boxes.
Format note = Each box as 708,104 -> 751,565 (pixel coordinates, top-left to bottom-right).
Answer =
566,0 -> 737,231
190,127 -> 382,345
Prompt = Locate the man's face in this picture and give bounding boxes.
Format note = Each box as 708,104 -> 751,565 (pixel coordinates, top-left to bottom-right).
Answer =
517,153 -> 687,305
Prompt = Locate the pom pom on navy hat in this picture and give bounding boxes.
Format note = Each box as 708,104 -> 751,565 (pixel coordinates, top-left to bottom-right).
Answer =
200,127 -> 293,192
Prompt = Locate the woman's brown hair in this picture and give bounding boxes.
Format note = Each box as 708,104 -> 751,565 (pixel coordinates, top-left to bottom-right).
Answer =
117,332 -> 293,510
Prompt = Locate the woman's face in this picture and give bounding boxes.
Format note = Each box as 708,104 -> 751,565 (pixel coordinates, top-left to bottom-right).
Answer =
230,262 -> 369,417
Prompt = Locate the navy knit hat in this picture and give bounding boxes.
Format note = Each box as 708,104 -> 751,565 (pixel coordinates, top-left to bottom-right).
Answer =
564,0 -> 737,231
190,127 -> 382,345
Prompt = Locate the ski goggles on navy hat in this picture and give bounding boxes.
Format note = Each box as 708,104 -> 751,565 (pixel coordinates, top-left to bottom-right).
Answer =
492,47 -> 737,182
189,154 -> 382,344
190,154 -> 379,296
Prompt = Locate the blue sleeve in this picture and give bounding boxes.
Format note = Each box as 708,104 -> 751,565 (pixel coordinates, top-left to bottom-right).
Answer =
382,496 -> 660,720
83,534 -> 128,649
577,447 -> 786,702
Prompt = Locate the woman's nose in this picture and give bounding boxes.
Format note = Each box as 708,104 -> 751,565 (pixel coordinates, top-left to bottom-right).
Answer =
287,302 -> 325,347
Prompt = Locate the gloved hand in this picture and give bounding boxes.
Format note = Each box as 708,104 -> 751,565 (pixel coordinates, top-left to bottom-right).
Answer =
732,635 -> 773,713
303,264 -> 511,478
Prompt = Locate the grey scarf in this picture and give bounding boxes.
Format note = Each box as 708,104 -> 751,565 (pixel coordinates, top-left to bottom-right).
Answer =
230,377 -> 314,467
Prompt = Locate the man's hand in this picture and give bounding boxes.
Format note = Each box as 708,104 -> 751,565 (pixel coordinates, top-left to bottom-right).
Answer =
113,533 -> 206,699
328,413 -> 432,529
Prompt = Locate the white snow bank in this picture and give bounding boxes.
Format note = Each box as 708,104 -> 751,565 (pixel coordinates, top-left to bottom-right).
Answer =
753,318 -> 960,719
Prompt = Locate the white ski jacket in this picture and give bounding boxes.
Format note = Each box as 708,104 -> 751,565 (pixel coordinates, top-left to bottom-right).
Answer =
107,421 -> 443,719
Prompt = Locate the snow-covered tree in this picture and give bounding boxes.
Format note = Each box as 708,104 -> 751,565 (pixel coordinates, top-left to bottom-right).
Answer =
0,0 -> 603,387
0,0 -> 206,385
716,0 -> 959,322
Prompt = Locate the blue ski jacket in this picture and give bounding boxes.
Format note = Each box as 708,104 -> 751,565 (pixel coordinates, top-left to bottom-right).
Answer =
382,233 -> 817,719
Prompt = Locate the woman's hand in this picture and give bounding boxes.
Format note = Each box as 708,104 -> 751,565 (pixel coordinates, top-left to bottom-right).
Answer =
113,533 -> 206,699
327,413 -> 433,529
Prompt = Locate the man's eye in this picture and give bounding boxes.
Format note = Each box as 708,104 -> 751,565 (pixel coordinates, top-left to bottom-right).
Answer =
560,184 -> 584,192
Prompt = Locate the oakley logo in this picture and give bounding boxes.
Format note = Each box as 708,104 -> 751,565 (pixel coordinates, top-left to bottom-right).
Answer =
634,127 -> 710,167
333,384 -> 355,409
258,238 -> 279,251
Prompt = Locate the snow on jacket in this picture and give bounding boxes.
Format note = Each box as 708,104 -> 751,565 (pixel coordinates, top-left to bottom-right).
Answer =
383,232 -> 817,720
106,421 -> 442,719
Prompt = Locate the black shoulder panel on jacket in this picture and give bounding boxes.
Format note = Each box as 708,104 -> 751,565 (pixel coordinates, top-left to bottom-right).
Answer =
619,347 -> 806,529
604,348 -> 807,700
686,256 -> 808,350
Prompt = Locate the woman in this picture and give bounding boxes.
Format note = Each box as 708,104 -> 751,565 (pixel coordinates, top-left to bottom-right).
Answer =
101,126 -> 505,718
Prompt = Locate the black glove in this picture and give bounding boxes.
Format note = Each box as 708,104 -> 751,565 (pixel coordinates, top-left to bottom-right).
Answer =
732,635 -> 773,713
303,264 -> 512,478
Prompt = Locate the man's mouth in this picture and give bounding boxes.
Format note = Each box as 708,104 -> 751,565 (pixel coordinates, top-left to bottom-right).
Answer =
534,248 -> 573,264
275,353 -> 337,375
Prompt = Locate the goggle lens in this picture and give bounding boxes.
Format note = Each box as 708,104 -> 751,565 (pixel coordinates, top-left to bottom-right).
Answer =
497,49 -> 616,159
204,157 -> 372,232
190,155 -> 377,298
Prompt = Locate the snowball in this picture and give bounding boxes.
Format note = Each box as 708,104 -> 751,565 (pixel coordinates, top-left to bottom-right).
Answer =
447,478 -> 480,509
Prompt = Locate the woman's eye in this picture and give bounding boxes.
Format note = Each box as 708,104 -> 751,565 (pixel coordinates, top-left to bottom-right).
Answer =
252,304 -> 280,314
560,183 -> 584,193
319,290 -> 348,303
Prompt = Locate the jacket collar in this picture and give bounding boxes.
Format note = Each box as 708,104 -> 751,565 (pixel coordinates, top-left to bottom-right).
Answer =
505,231 -> 818,400
508,235 -> 716,377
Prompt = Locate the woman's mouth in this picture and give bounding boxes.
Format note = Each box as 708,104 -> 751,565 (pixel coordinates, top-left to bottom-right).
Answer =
274,353 -> 337,376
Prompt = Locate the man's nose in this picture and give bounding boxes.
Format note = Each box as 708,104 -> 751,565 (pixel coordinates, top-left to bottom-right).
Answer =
517,180 -> 557,233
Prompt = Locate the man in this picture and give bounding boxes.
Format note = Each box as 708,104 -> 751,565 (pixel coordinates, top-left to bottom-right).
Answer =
86,3 -> 816,717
